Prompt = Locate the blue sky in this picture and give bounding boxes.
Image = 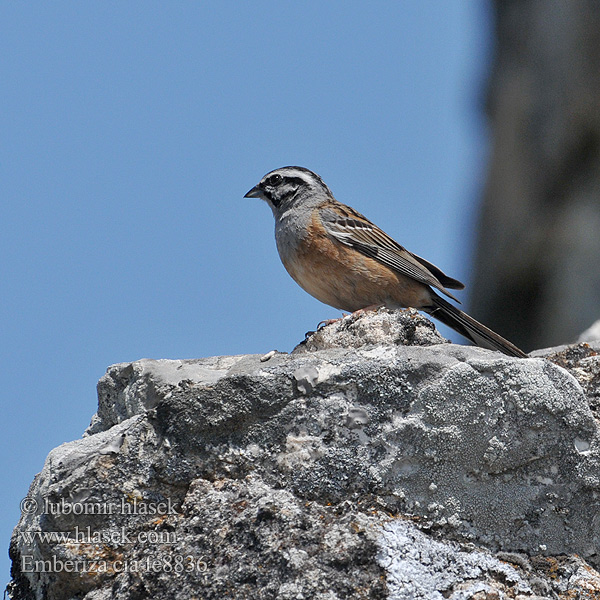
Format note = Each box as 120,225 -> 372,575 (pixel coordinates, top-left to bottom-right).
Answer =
1,1 -> 491,585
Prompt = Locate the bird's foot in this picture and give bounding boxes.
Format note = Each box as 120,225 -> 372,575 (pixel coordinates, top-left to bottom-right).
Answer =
317,315 -> 347,329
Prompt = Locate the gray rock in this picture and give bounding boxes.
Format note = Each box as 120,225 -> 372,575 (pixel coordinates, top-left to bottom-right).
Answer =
8,309 -> 600,598
579,319 -> 600,343
378,520 -> 534,599
292,307 -> 446,353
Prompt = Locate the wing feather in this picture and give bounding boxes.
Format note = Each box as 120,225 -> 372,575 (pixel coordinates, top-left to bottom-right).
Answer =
319,206 -> 463,302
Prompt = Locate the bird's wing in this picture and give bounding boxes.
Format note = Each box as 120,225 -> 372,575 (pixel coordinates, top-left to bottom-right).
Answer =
319,205 -> 464,302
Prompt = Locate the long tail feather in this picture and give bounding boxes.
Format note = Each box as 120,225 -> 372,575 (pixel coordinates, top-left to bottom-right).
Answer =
424,293 -> 527,358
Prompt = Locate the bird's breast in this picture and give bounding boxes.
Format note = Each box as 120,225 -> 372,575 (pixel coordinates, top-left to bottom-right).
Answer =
275,212 -> 432,312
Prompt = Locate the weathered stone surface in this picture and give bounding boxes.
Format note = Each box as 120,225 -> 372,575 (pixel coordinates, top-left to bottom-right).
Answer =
291,308 -> 446,353
8,310 -> 600,599
533,341 -> 600,419
579,319 -> 600,343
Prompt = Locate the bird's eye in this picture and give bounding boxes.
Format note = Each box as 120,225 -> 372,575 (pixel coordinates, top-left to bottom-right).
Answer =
267,174 -> 283,186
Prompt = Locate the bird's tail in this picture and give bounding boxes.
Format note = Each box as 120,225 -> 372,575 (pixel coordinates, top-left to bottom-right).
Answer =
424,293 -> 527,358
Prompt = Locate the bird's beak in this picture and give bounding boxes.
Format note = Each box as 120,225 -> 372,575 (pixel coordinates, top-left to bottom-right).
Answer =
244,185 -> 263,199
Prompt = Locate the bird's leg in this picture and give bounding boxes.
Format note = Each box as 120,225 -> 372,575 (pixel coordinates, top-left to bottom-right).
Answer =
317,315 -> 349,329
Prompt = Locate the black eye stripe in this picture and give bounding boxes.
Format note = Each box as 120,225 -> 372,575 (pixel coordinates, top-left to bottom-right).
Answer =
264,174 -> 314,188
286,176 -> 309,186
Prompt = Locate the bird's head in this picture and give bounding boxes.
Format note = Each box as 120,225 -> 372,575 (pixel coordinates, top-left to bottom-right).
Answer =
245,166 -> 332,215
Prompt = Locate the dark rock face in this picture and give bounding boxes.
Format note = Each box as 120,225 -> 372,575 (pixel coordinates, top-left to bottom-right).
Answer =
471,1 -> 600,351
8,310 -> 600,599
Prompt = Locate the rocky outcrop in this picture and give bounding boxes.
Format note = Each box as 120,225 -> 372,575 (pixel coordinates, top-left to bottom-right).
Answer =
8,309 -> 600,599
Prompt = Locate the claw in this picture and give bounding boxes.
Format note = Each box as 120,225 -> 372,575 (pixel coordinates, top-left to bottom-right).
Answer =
317,319 -> 340,329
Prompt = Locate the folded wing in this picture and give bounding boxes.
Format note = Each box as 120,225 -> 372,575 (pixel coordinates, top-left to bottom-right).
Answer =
319,206 -> 464,302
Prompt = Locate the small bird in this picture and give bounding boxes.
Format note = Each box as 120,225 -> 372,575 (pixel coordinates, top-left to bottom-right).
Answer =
245,166 -> 527,358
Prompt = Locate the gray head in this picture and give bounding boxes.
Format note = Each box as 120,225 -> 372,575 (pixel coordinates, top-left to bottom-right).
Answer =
244,166 -> 333,216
